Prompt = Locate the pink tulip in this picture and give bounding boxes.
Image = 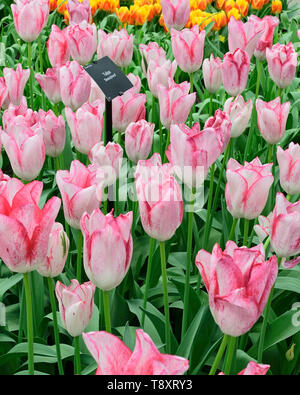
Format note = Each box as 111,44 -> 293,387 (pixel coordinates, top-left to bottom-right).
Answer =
171,26 -> 205,74
277,143 -> 300,195
38,109 -> 66,157
3,64 -> 30,106
256,97 -> 290,144
0,77 -> 9,110
224,95 -> 253,138
89,78 -> 105,103
11,0 -> 49,42
1,124 -> 45,181
228,16 -> 264,59
147,58 -> 177,98
202,54 -> 222,94
89,142 -> 123,187
127,73 -> 142,94
55,279 -> 95,337
204,109 -> 231,154
67,0 -> 91,25
158,80 -> 195,130
112,90 -> 146,133
248,15 -> 280,61
65,100 -> 104,155
80,209 -> 133,291
66,21 -> 97,65
0,179 -> 60,273
59,61 -> 91,111
222,49 -> 250,96
266,43 -> 297,89
195,241 -> 278,337
82,329 -> 189,375
225,157 -> 273,219
254,193 -> 300,259
2,97 -> 38,131
47,25 -> 70,68
161,0 -> 190,31
125,120 -> 154,163
298,30 -> 300,40
219,361 -> 270,375
35,67 -> 61,104
56,160 -> 103,229
135,153 -> 183,241
139,42 -> 167,76
166,120 -> 226,188
37,222 -> 69,278
97,29 -> 133,68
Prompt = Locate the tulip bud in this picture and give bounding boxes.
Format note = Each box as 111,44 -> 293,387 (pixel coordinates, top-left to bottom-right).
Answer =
202,54 -> 222,94
3,64 -> 30,107
66,21 -> 97,65
147,59 -> 177,98
161,0 -> 190,30
224,95 -> 252,138
139,42 -> 167,76
286,343 -> 296,362
97,29 -> 133,68
125,120 -> 154,163
35,67 -> 62,104
0,77 -> 9,110
222,49 -> 250,96
277,143 -> 300,195
112,91 -> 146,133
38,109 -> 66,157
47,25 -> 70,68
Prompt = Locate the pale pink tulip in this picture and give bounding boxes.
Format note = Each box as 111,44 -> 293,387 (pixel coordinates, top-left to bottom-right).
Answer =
135,153 -> 183,241
147,59 -> 177,98
67,0 -> 91,25
195,241 -> 278,337
204,109 -> 231,154
65,100 -> 104,155
97,29 -> 133,68
225,157 -> 273,219
38,109 -> 66,157
249,15 -> 280,61
139,42 -> 167,76
80,209 -> 133,291
125,120 -> 154,163
202,54 -> 222,94
35,67 -> 61,104
222,49 -> 250,96
56,160 -> 103,229
56,279 -> 95,337
224,95 -> 253,138
0,78 -> 9,110
127,73 -> 142,94
161,0 -> 190,30
0,180 -> 60,273
219,361 -> 270,375
277,143 -> 300,195
83,329 -> 189,375
171,26 -> 205,74
66,21 -> 97,65
2,97 -> 37,131
256,97 -> 290,144
89,78 -> 105,103
3,64 -> 30,106
266,43 -> 297,89
47,25 -> 70,68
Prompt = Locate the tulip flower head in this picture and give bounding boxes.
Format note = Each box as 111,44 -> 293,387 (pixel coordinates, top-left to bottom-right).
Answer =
97,29 -> 133,68
35,67 -> 62,104
222,49 -> 250,96
161,0 -> 190,30
224,95 -> 253,138
277,143 -> 300,195
202,54 -> 222,94
266,43 -> 297,89
47,25 -> 70,68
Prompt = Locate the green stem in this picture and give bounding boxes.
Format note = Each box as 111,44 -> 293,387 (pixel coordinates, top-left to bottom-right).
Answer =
181,188 -> 195,339
38,35 -> 45,109
23,273 -> 34,375
102,290 -> 111,333
267,144 -> 274,164
76,230 -> 83,282
209,334 -> 229,375
202,163 -> 215,249
228,218 -> 238,241
159,120 -> 163,158
209,93 -> 213,116
103,186 -> 108,215
243,219 -> 250,246
189,73 -> 194,127
47,277 -> 64,375
141,237 -> 156,327
151,95 -> 155,125
55,156 -> 60,171
74,336 -> 81,375
223,336 -> 237,375
163,129 -> 170,163
27,42 -> 34,109
160,241 -> 171,353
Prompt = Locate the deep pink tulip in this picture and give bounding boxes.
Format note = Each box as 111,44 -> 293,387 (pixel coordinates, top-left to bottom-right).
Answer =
158,80 -> 195,130
65,100 -> 104,155
202,54 -> 222,94
35,67 -> 61,104
47,25 -> 70,68
171,26 -> 205,74
55,279 -> 95,337
139,42 -> 167,76
80,209 -> 133,291
88,142 -> 123,187
204,109 -> 231,154
59,61 -> 91,111
37,222 -> 69,278
222,49 -> 250,96
0,77 -> 9,110
56,160 -> 103,229
1,124 -> 45,181
97,29 -> 133,68
3,64 -> 30,106
224,95 -> 253,138
219,361 -> 270,375
147,58 -> 177,98
135,153 -> 183,241
66,21 -> 97,65
161,0 -> 190,31
2,97 -> 38,132
166,121 -> 226,188
83,329 -> 189,375
67,0 -> 92,25
38,109 -> 66,157
112,90 -> 146,133
228,16 -> 264,59
277,143 -> 300,195
254,193 -> 300,260
11,0 -> 49,42
256,97 -> 290,144
125,120 -> 154,163
225,157 -> 273,219
266,43 -> 297,89
195,241 -> 278,337
0,179 -> 61,273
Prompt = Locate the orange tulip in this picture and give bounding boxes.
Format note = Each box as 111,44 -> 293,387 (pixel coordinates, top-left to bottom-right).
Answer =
271,0 -> 282,14
251,0 -> 264,9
